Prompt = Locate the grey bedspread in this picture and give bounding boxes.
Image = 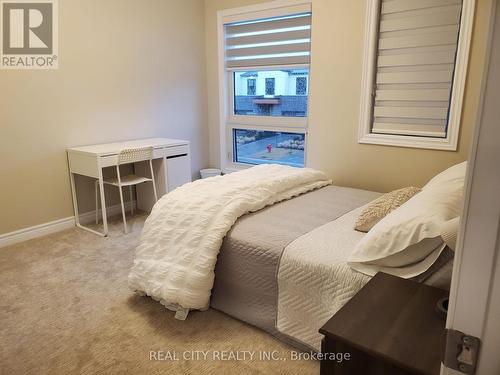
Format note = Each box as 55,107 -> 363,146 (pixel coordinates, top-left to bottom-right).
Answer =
210,185 -> 381,337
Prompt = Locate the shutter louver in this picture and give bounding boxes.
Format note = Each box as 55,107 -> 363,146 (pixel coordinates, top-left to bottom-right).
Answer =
225,13 -> 312,69
372,0 -> 463,138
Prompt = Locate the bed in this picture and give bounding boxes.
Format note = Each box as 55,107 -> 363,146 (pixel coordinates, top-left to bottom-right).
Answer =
211,185 -> 454,351
129,164 -> 460,352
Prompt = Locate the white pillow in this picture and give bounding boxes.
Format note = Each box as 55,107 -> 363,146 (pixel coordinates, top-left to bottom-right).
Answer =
423,161 -> 467,190
441,216 -> 460,251
348,162 -> 466,278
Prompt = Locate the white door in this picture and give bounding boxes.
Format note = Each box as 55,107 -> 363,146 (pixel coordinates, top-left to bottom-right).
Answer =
443,1 -> 500,373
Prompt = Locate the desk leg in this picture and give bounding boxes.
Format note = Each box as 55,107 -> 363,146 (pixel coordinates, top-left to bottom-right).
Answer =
70,172 -> 107,237
69,172 -> 80,227
98,168 -> 109,236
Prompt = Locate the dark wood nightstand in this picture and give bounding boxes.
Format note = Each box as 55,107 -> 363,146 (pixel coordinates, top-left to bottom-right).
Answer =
319,272 -> 448,375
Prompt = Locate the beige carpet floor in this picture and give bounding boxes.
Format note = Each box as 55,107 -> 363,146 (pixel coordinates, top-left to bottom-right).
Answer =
0,214 -> 318,375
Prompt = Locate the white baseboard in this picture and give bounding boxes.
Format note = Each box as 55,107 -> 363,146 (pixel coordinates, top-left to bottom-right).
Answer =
78,200 -> 136,225
0,201 -> 137,248
0,217 -> 75,248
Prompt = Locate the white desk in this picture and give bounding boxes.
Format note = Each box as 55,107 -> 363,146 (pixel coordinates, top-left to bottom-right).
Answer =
67,138 -> 191,236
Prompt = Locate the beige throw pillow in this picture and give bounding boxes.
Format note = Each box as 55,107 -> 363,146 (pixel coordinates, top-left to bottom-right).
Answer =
355,187 -> 421,232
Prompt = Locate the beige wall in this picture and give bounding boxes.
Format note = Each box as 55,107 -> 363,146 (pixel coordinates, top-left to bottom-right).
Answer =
0,0 -> 208,234
204,0 -> 492,192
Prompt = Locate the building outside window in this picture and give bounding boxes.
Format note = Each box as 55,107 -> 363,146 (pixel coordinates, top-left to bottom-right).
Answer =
220,4 -> 311,169
233,69 -> 309,117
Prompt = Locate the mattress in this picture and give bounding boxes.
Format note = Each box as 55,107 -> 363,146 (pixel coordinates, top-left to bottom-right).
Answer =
210,186 -> 381,337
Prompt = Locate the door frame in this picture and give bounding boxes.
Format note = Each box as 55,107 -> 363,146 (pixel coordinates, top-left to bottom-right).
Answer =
442,0 -> 500,373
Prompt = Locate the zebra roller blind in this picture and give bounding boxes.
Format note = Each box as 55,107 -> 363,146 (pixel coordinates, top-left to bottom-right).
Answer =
372,0 -> 463,138
224,12 -> 312,69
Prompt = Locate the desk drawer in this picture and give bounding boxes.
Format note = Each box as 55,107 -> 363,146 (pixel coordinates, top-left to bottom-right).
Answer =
99,147 -> 164,167
67,152 -> 99,178
164,145 -> 189,158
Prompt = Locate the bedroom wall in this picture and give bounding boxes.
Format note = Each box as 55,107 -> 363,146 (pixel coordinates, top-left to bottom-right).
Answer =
204,0 -> 493,192
0,0 -> 208,235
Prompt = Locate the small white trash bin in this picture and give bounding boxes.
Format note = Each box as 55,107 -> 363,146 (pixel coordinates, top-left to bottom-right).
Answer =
200,168 -> 222,179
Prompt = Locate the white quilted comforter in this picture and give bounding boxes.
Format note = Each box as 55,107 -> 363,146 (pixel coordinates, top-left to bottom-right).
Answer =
129,164 -> 330,310
277,206 -> 372,351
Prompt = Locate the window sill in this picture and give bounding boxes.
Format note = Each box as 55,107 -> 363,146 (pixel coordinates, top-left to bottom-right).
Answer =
222,163 -> 252,175
358,132 -> 458,151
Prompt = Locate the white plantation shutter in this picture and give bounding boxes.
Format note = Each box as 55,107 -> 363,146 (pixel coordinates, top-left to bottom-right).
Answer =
224,12 -> 312,69
372,0 -> 463,138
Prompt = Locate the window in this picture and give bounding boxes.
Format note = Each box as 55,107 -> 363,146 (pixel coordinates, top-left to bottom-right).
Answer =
247,78 -> 256,95
219,1 -> 312,170
265,78 -> 275,95
233,69 -> 309,117
234,129 -> 305,167
296,77 -> 307,95
358,0 -> 474,151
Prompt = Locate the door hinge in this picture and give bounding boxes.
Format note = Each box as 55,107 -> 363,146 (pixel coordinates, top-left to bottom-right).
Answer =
443,329 -> 480,374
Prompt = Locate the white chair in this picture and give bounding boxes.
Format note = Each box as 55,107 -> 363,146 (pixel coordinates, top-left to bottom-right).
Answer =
95,147 -> 158,234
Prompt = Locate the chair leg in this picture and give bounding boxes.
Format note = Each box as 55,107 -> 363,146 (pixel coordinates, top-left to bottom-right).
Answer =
152,181 -> 158,202
118,185 -> 127,234
95,180 -> 99,224
129,185 -> 134,215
